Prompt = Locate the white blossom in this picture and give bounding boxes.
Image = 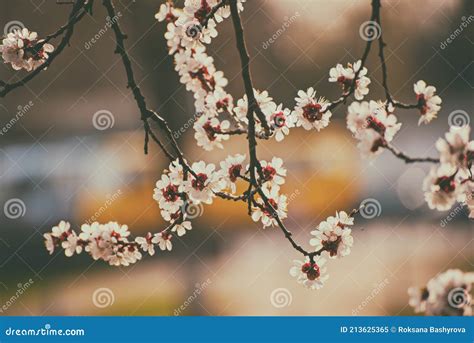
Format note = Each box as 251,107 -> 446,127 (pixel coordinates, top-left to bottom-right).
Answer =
422,164 -> 461,211
0,28 -> 54,71
289,256 -> 329,290
293,87 -> 332,131
436,125 -> 473,176
310,211 -> 354,258
413,80 -> 442,125
328,60 -> 370,100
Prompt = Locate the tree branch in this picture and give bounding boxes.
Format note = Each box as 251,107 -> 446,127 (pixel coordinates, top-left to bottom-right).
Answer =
0,0 -> 90,97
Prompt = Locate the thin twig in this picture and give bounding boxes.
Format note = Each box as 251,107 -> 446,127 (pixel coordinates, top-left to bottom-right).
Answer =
384,143 -> 439,164
0,0 -> 90,97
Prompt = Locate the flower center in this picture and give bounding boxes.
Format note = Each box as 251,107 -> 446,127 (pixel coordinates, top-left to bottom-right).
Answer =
416,94 -> 428,115
337,76 -> 353,92
162,184 -> 180,202
192,173 -> 208,191
367,116 -> 386,136
322,235 -> 342,257
262,165 -> 276,181
111,231 -> 121,240
203,121 -> 221,141
194,0 -> 212,24
436,176 -> 456,193
161,232 -> 172,241
228,164 -> 242,182
263,198 -> 278,216
302,103 -> 323,122
216,98 -> 229,110
271,112 -> 286,128
23,40 -> 47,61
301,262 -> 321,280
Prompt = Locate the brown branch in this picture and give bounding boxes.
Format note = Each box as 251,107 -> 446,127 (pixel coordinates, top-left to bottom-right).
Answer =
392,101 -> 418,109
102,0 -> 200,180
327,0 -> 379,112
384,143 -> 439,164
229,0 -> 351,260
228,1 -> 270,137
0,0 -> 90,97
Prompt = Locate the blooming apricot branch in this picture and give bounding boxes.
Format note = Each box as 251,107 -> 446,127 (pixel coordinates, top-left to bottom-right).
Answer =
1,0 -> 472,300
0,0 -> 92,97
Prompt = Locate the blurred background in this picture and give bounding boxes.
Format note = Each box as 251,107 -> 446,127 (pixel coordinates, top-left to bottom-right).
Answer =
0,0 -> 472,316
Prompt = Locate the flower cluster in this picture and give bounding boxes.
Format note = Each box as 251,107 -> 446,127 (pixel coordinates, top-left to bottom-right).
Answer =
0,28 -> 54,71
328,60 -> 370,100
43,219 -> 193,265
289,211 -> 355,290
408,269 -> 474,316
156,1 -> 240,150
347,100 -> 401,158
423,125 -> 473,213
